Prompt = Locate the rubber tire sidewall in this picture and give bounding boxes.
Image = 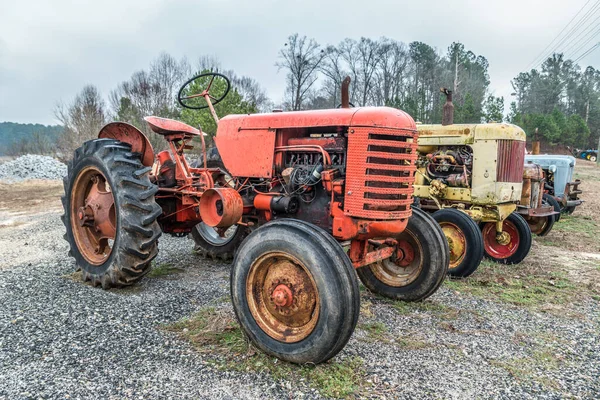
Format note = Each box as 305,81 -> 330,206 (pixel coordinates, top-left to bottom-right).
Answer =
543,193 -> 561,222
64,146 -> 121,274
230,219 -> 359,364
433,208 -> 484,278
356,207 -> 449,301
483,212 -> 532,265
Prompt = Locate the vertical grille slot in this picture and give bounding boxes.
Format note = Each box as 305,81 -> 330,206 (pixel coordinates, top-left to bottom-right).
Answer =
497,140 -> 526,182
344,127 -> 418,220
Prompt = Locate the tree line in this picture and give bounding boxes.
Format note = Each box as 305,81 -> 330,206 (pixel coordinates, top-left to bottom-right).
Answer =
509,53 -> 599,148
16,33 -> 598,158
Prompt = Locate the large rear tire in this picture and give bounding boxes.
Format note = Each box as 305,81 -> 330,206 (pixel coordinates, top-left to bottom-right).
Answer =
481,212 -> 532,265
231,219 -> 359,364
61,139 -> 162,289
356,207 -> 449,301
432,208 -> 484,277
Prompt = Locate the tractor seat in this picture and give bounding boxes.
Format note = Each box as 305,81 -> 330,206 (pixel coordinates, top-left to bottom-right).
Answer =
144,116 -> 201,137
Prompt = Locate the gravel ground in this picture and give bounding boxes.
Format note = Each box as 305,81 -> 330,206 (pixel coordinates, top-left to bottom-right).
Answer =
0,189 -> 598,399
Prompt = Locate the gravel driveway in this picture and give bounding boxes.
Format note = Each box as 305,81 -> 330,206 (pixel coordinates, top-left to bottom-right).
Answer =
0,184 -> 598,399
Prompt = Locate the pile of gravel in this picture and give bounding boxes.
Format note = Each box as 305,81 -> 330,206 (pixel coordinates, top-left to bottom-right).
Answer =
0,154 -> 67,182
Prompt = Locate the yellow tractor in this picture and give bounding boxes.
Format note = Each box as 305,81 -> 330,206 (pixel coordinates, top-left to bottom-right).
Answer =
413,89 -> 532,277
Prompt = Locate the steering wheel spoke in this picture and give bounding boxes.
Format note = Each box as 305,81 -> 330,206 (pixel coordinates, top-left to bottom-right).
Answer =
177,72 -> 231,110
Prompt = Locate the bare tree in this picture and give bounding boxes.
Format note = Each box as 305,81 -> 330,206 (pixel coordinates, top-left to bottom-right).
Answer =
276,34 -> 327,110
55,85 -> 108,156
338,38 -> 382,106
319,45 -> 348,107
373,39 -> 409,106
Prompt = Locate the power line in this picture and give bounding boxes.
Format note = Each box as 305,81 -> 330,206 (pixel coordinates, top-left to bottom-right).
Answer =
562,11 -> 600,58
566,25 -> 600,60
573,41 -> 600,63
525,0 -> 596,70
532,0 -> 600,69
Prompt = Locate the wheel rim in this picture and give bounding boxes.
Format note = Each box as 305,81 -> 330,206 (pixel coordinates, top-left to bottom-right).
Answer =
482,220 -> 520,259
246,251 -> 319,343
196,222 -> 238,246
70,166 -> 116,265
526,216 -> 549,235
439,222 -> 467,270
370,232 -> 423,287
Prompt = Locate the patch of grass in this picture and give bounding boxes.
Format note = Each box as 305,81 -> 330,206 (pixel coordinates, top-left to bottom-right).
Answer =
396,335 -> 430,350
553,214 -> 600,238
358,321 -> 388,342
490,352 -> 562,390
163,307 -> 368,398
148,263 -> 184,278
443,260 -> 582,309
393,300 -> 459,320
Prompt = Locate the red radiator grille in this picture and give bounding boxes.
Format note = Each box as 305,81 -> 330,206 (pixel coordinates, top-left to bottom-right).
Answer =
344,127 -> 418,220
497,140 -> 525,183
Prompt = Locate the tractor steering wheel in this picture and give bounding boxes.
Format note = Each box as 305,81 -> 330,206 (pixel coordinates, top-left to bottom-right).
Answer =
177,72 -> 231,110
336,102 -> 355,108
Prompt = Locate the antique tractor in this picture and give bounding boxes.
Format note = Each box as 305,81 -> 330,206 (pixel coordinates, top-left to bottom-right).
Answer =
412,89 -> 532,277
516,161 -> 558,236
525,154 -> 583,217
61,74 -> 448,364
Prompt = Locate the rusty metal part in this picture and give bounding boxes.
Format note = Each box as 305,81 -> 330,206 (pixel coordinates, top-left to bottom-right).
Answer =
439,222 -> 467,270
70,166 -> 116,265
246,251 -> 319,343
497,140 -> 526,183
349,239 -> 397,269
199,188 -> 243,227
98,122 -> 154,167
526,215 -> 551,235
330,201 -> 408,241
367,234 -> 422,287
341,76 -> 351,109
441,88 -> 454,126
144,116 -> 201,138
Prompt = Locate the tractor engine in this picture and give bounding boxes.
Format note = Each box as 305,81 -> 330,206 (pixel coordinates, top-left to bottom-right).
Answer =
418,146 -> 473,188
212,108 -> 418,245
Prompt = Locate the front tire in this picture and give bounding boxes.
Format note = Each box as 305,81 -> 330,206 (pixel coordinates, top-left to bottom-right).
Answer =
356,207 -> 449,301
432,208 -> 484,277
481,213 -> 532,265
526,197 -> 556,237
544,193 -> 561,222
61,139 -> 162,288
231,219 -> 359,364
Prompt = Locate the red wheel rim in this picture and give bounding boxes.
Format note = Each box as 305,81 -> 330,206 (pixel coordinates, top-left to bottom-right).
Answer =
482,220 -> 520,259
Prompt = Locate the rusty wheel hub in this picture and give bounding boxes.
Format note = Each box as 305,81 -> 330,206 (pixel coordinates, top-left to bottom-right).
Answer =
439,222 -> 467,269
371,236 -> 422,287
246,252 -> 319,343
70,167 -> 116,265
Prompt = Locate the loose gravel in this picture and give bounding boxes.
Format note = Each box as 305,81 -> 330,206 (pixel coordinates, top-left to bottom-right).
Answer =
0,209 -> 598,399
0,155 -> 67,182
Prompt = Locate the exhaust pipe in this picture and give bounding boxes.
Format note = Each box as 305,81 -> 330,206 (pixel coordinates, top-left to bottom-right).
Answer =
341,76 -> 351,108
441,88 -> 454,126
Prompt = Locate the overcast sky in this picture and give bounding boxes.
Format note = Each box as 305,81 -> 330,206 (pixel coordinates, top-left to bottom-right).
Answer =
1,0 -> 598,125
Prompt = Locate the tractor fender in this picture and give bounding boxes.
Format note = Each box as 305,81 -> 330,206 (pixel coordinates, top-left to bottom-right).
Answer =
98,122 -> 154,167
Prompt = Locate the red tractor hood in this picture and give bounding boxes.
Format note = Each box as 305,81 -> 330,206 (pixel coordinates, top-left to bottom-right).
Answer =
214,107 -> 416,178
217,106 -> 416,131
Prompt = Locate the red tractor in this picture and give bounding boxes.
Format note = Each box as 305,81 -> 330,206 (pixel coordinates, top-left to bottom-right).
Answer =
62,74 -> 448,364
